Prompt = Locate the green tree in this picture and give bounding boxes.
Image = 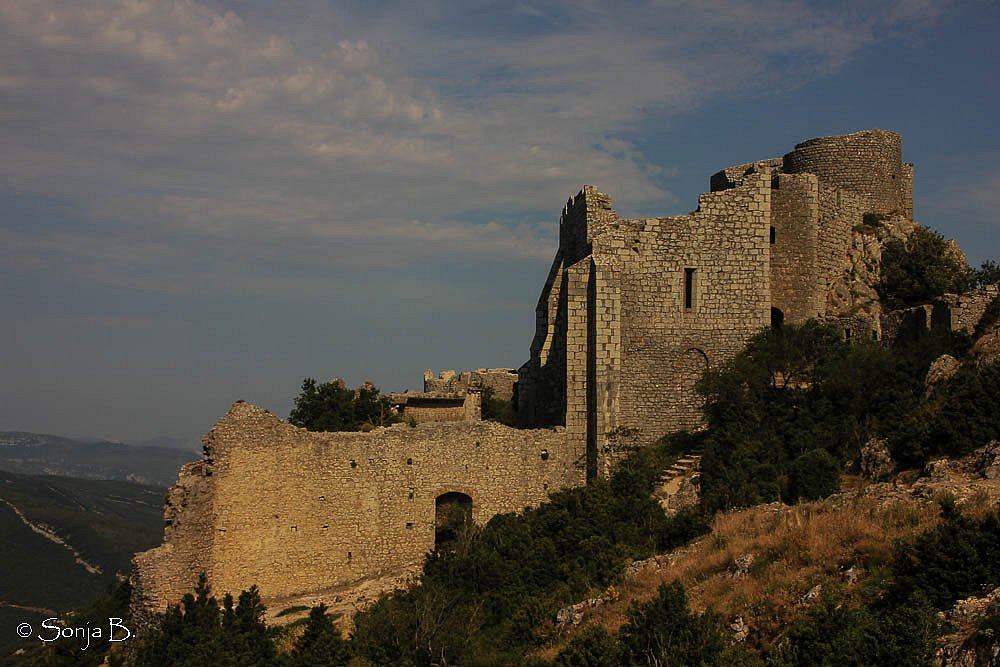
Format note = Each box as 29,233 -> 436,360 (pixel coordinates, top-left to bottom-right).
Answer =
553,625 -> 622,666
290,604 -> 353,667
289,378 -> 398,432
877,226 -> 972,310
133,574 -> 278,667
618,582 -> 756,667
786,449 -> 840,502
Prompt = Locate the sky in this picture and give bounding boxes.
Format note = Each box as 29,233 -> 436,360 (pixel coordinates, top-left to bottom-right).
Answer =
2,0 -> 999,443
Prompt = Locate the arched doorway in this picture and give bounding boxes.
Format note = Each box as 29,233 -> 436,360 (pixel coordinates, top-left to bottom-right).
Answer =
771,307 -> 784,330
435,492 -> 473,548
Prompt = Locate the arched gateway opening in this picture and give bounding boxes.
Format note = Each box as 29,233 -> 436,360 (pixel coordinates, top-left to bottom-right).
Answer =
435,492 -> 473,548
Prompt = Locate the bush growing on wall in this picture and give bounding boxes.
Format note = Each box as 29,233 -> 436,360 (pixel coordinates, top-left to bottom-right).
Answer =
878,226 -> 972,310
288,378 -> 399,432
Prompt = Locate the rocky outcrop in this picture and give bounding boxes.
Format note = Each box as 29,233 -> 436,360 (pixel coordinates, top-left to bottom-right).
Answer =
937,587 -> 1000,667
860,437 -> 894,480
926,354 -> 963,399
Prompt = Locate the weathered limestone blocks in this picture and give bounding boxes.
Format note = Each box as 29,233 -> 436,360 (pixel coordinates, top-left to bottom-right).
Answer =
133,401 -> 582,620
423,368 -> 518,401
783,129 -> 910,216
388,389 -> 481,423
520,129 -> 922,474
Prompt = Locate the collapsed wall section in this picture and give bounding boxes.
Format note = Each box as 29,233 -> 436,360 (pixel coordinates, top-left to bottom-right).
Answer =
423,368 -> 518,401
133,401 -> 582,616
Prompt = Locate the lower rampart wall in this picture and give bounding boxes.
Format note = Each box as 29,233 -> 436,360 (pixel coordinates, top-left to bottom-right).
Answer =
133,402 -> 581,617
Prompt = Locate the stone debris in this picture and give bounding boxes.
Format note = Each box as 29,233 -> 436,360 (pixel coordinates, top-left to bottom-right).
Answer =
936,586 -> 1000,667
799,584 -> 823,604
555,597 -> 605,628
730,616 -> 749,642
730,553 -> 755,579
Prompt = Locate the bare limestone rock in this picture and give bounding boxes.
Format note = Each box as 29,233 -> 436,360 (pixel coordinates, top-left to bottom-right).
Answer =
730,616 -> 749,642
937,587 -> 1000,667
973,319 -> 1000,368
555,597 -> 605,628
925,354 -> 962,399
860,437 -> 895,480
730,553 -> 755,579
974,441 -> 1000,480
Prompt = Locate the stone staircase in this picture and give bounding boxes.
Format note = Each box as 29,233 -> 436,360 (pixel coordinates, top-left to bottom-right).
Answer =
653,452 -> 702,514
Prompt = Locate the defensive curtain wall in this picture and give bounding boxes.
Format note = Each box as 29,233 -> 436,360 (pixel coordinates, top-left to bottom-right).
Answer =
136,128 -> 920,622
133,401 -> 582,620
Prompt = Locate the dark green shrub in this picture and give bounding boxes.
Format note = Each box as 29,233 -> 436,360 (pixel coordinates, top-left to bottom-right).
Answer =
479,386 -> 517,426
290,604 -> 353,667
776,596 -> 937,667
289,378 -> 399,432
887,504 -> 1000,610
877,226 -> 972,310
618,582 -> 757,666
553,625 -> 622,667
785,449 -> 840,502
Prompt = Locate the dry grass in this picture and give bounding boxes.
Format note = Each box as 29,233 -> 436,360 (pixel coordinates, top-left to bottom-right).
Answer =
538,490 -> 943,658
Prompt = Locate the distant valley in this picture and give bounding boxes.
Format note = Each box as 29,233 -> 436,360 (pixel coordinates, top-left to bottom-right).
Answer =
0,470 -> 165,657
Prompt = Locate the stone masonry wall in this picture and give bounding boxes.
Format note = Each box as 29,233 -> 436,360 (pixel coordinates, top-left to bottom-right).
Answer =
770,172 -> 822,323
933,284 -> 1000,334
709,157 -> 783,192
817,184 -> 865,313
423,369 -> 518,401
519,186 -> 618,428
133,401 -> 581,617
783,129 -> 906,216
614,174 -> 770,441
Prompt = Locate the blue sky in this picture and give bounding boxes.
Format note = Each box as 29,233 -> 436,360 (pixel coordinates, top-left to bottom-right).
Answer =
2,0 -> 998,442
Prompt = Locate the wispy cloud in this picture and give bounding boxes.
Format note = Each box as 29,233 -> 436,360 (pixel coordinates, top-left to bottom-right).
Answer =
0,0 -> 948,295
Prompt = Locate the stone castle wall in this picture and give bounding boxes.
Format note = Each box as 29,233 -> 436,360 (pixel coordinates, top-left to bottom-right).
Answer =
933,284 -> 1000,334
783,129 -> 910,216
423,368 -> 518,401
770,172 -> 822,323
520,175 -> 772,475
134,402 -> 581,617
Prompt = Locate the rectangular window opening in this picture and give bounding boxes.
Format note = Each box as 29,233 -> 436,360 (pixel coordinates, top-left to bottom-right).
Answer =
684,268 -> 696,310
770,226 -> 776,244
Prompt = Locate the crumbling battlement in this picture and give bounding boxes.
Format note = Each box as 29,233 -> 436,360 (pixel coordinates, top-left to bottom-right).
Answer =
133,401 -> 581,619
423,368 -> 518,401
519,173 -> 771,476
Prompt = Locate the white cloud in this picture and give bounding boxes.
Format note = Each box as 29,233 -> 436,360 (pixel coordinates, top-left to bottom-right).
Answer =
0,0 -> 949,294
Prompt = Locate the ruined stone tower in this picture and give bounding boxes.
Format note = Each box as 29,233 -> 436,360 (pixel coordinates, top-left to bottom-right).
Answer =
517,128 -> 914,478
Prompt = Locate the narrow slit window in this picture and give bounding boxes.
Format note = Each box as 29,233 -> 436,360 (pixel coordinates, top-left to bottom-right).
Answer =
770,226 -> 776,244
684,268 -> 696,310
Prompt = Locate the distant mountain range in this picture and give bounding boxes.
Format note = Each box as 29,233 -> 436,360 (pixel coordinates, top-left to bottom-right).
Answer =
0,431 -> 198,487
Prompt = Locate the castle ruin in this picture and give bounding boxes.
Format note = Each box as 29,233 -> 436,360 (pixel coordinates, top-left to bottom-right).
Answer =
134,129 -> 929,623
517,128 -> 914,476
